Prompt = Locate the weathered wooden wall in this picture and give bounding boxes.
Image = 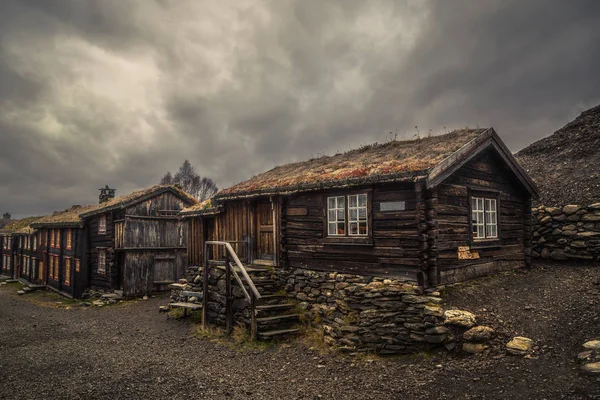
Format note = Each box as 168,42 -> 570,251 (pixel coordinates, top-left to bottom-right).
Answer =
125,191 -> 190,217
283,182 -> 421,280
124,218 -> 182,248
435,148 -> 529,284
87,212 -> 116,290
122,250 -> 186,296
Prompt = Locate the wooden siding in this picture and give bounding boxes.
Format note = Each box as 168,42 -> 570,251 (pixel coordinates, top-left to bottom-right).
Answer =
122,250 -> 186,296
124,218 -> 183,248
284,183 -> 421,280
125,191 -> 190,217
435,148 -> 528,284
88,212 -> 116,289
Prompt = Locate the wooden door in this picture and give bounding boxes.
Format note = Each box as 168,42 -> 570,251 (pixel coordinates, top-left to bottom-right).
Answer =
256,201 -> 274,260
153,256 -> 175,284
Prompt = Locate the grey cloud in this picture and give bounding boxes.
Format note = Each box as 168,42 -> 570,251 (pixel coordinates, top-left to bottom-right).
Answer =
0,0 -> 599,218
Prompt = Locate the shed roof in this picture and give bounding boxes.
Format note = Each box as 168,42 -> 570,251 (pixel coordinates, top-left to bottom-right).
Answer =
80,185 -> 197,218
215,128 -> 487,200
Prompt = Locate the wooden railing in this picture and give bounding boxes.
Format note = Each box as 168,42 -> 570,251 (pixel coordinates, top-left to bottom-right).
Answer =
203,241 -> 261,340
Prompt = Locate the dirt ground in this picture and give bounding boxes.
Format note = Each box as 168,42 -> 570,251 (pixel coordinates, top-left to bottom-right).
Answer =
1,262 -> 599,400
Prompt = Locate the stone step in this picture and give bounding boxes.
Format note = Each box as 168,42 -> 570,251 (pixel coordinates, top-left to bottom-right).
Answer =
256,314 -> 300,324
256,304 -> 294,313
169,302 -> 203,310
258,328 -> 300,339
168,283 -> 188,290
180,291 -> 203,299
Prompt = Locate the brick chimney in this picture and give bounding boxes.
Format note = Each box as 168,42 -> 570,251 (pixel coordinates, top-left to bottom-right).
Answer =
2,213 -> 10,220
99,185 -> 116,204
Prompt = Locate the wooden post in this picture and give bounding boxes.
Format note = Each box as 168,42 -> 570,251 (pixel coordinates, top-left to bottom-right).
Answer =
250,295 -> 257,341
201,242 -> 209,329
225,252 -> 233,335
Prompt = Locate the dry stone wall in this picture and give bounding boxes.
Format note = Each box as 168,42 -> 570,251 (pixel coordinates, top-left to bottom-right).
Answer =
277,268 -> 454,354
532,203 -> 600,261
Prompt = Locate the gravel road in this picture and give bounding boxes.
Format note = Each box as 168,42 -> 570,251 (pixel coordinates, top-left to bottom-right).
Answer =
1,263 -> 599,400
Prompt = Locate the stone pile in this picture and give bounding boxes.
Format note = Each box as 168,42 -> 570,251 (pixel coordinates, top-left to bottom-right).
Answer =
532,203 -> 600,261
578,340 -> 600,375
84,289 -> 123,306
279,268 -> 453,355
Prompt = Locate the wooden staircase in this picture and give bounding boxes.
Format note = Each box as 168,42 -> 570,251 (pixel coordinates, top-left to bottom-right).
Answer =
241,265 -> 300,340
202,241 -> 300,341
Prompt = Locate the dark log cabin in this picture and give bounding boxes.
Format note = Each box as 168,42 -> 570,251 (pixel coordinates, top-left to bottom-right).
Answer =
31,205 -> 97,298
0,217 -> 43,282
79,185 -> 196,297
183,128 -> 538,286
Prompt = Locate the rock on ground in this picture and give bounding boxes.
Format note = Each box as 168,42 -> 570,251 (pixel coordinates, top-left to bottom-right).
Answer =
443,309 -> 477,328
506,337 -> 534,355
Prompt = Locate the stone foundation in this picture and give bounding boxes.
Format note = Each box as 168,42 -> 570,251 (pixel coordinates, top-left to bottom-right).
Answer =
170,265 -> 251,327
277,268 -> 453,354
532,203 -> 600,261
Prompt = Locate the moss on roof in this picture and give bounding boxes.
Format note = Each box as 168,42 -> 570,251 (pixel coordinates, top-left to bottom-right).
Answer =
180,198 -> 222,216
1,216 -> 44,234
216,128 -> 487,200
32,204 -> 100,227
81,185 -> 197,217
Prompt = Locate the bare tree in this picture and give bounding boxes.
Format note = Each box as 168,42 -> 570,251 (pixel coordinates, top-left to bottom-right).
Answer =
160,160 -> 218,201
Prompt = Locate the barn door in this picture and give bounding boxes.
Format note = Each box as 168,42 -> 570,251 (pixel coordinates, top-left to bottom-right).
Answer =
153,256 -> 175,285
255,201 -> 274,261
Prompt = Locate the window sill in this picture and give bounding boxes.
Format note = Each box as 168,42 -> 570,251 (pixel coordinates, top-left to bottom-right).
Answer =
324,237 -> 373,246
471,239 -> 502,249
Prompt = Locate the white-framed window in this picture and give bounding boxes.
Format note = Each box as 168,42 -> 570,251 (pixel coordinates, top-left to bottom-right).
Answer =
348,194 -> 368,236
327,196 -> 346,236
327,193 -> 369,237
471,196 -> 498,240
98,248 -> 106,275
33,235 -> 37,251
99,215 -> 107,235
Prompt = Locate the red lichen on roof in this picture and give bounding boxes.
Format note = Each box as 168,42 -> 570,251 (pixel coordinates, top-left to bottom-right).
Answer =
217,128 -> 486,199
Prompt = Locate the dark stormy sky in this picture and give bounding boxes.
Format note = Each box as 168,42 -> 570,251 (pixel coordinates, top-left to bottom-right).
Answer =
1,0 -> 599,218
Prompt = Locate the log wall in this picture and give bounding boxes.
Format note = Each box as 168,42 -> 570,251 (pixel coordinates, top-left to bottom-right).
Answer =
284,183 -> 421,280
435,148 -> 529,284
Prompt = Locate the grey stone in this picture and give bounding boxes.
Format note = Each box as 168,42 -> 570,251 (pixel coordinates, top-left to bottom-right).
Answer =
463,326 -> 495,342
462,343 -> 488,354
443,310 -> 477,328
563,205 -> 580,215
426,326 -> 449,335
506,337 -> 534,355
424,334 -> 447,344
583,340 -> 600,350
550,250 -> 568,261
582,362 -> 600,375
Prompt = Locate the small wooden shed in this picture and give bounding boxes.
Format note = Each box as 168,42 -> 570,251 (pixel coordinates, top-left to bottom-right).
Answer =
79,185 -> 197,297
184,128 -> 538,286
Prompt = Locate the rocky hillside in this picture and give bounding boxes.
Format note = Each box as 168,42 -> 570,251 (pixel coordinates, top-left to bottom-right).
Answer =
516,104 -> 600,206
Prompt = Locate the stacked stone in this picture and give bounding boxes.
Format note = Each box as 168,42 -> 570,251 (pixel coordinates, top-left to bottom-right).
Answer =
169,265 -> 202,304
578,340 -> 600,375
532,203 -> 600,261
280,268 -> 452,355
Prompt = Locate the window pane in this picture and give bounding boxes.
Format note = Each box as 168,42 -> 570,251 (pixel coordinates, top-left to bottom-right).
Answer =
337,210 -> 345,220
328,223 -> 336,235
337,222 -> 345,235
359,208 -> 367,219
358,194 -> 367,207
328,197 -> 336,209
349,209 -> 357,221
359,222 -> 367,235
349,222 -> 358,235
349,195 -> 357,207
328,210 -> 336,221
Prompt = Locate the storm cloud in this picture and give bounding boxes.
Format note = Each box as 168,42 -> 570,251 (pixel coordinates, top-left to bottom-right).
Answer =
1,0 -> 599,217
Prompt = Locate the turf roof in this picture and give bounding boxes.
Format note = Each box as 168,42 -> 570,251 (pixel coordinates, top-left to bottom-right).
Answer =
216,128 -> 487,200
